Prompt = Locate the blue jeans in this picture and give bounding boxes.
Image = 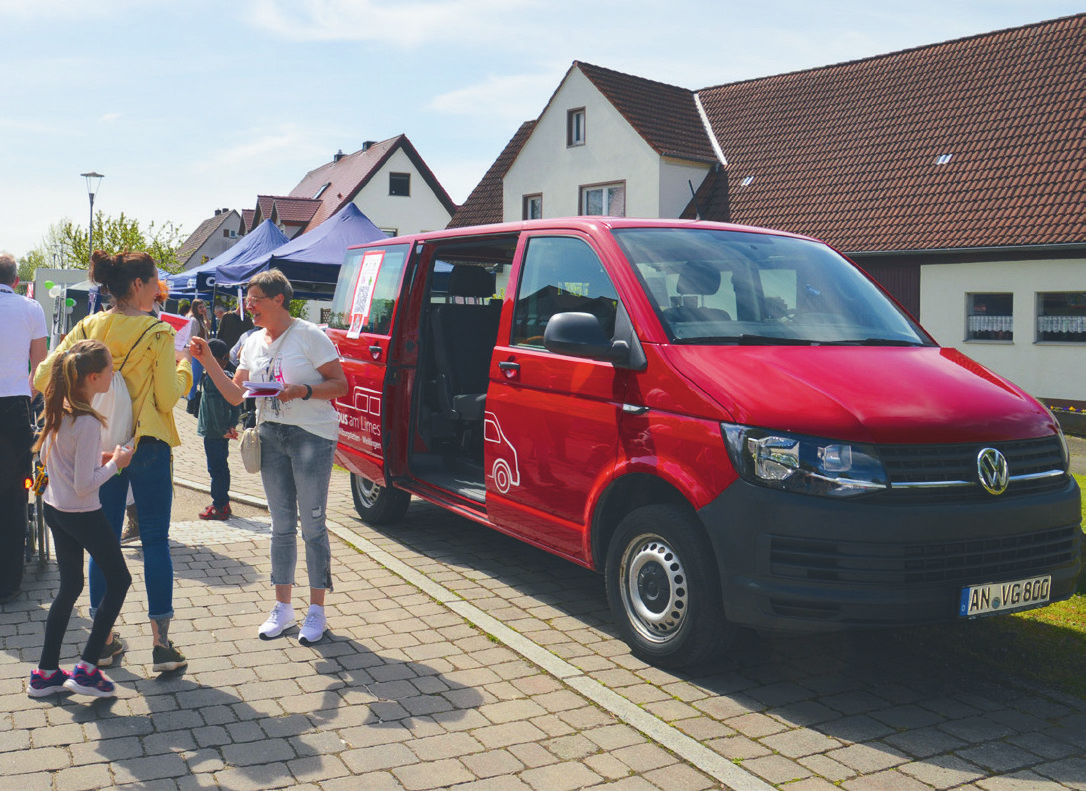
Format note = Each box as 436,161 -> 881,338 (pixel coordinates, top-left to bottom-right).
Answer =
188,358 -> 204,400
204,437 -> 231,507
260,422 -> 335,590
96,438 -> 175,619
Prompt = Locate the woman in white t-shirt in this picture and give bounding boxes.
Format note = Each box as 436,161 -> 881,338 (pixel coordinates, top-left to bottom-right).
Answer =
191,270 -> 347,647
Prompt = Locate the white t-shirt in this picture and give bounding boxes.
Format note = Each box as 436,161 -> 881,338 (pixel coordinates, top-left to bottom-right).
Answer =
42,414 -> 118,512
239,319 -> 340,441
0,284 -> 48,397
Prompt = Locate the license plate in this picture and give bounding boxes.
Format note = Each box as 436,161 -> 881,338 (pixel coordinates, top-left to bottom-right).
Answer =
959,576 -> 1051,617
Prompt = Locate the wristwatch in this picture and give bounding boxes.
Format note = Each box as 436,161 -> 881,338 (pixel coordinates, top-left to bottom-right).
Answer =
302,384 -> 313,401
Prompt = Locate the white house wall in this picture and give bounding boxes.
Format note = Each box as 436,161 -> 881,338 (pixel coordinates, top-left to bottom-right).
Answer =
660,158 -> 711,218
920,257 -> 1086,402
354,148 -> 452,236
504,69 -> 663,220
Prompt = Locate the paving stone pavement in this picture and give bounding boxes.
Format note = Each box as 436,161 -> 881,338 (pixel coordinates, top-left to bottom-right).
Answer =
1,405 -> 1083,790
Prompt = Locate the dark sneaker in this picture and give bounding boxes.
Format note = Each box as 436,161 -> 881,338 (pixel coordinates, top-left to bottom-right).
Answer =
152,641 -> 188,673
63,665 -> 116,698
199,503 -> 232,521
98,633 -> 124,667
27,668 -> 70,697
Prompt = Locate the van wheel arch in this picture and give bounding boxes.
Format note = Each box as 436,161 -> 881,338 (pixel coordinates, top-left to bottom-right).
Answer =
591,474 -> 691,570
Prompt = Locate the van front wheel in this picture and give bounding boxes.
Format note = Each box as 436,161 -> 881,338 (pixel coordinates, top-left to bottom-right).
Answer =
605,505 -> 732,668
350,473 -> 411,525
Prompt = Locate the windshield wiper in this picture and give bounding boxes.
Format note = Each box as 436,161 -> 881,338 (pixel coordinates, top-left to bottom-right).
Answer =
737,335 -> 816,345
819,338 -> 926,346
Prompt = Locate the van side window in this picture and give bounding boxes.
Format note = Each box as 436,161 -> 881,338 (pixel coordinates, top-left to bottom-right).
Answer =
512,236 -> 619,348
326,245 -> 409,334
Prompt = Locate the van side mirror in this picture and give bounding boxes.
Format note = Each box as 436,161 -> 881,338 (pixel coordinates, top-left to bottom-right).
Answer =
544,312 -> 632,366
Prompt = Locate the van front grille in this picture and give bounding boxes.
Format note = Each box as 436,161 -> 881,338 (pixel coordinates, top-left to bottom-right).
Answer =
878,436 -> 1067,502
769,525 -> 1080,585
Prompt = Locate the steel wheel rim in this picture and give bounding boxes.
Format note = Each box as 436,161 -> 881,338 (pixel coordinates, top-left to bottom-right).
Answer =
619,533 -> 689,644
354,476 -> 382,508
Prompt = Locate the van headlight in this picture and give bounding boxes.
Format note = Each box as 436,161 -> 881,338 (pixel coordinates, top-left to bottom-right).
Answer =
721,424 -> 888,498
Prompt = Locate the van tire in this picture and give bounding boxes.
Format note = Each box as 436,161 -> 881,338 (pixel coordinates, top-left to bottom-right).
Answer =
350,473 -> 411,525
605,505 -> 733,668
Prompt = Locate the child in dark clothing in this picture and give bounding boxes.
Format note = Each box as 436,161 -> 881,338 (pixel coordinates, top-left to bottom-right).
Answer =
197,339 -> 241,520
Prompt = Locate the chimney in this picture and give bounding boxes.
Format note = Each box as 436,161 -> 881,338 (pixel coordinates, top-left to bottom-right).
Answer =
214,208 -> 221,216
361,140 -> 376,152
333,149 -> 345,163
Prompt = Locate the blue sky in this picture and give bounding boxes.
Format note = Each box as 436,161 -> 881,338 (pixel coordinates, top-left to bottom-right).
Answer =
0,0 -> 1080,259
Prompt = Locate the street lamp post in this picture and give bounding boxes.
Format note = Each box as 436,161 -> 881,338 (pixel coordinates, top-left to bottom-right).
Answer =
80,171 -> 104,266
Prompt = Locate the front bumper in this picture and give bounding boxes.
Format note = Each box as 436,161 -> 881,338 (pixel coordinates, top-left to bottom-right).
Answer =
699,476 -> 1082,632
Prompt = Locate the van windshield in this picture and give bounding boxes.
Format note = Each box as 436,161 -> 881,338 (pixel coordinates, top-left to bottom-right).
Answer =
612,228 -> 930,346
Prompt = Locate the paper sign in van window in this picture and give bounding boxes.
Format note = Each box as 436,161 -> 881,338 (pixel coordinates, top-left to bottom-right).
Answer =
347,250 -> 385,339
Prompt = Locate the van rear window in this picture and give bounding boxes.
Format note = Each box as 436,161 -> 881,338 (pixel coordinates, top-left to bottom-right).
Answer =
328,245 -> 409,334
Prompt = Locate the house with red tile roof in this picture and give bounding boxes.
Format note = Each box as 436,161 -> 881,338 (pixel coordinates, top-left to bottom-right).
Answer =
176,208 -> 243,270
287,135 -> 457,238
448,15 -> 1085,406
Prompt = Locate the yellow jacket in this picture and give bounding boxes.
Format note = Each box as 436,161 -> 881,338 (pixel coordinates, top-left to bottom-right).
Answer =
35,312 -> 193,448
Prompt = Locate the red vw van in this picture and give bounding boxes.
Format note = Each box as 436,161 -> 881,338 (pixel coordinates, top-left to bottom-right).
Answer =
326,218 -> 1081,668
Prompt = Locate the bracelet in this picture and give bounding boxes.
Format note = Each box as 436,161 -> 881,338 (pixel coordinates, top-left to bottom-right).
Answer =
302,384 -> 313,401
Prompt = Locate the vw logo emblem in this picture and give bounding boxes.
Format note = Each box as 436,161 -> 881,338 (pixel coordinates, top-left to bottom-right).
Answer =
977,448 -> 1009,495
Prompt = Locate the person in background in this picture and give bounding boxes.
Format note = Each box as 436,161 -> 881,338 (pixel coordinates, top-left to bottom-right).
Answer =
217,301 -> 253,351
191,269 -> 347,646
186,299 -> 210,413
0,252 -> 48,604
35,250 -> 192,674
27,340 -> 133,698
197,339 -> 240,520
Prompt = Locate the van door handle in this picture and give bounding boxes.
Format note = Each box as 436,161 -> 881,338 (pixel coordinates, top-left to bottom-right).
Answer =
369,345 -> 382,360
498,360 -> 519,380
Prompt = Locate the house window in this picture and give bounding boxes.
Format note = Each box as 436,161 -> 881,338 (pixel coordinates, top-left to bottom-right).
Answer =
581,182 -> 625,217
567,108 -> 586,147
389,172 -> 411,196
966,293 -> 1013,341
1037,292 -> 1086,343
523,194 -> 543,220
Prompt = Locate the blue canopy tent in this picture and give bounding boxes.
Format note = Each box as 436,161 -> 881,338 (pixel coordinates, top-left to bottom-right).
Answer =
215,204 -> 386,300
166,220 -> 289,300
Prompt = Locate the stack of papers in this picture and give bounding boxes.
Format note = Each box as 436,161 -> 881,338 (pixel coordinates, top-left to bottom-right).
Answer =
243,380 -> 284,398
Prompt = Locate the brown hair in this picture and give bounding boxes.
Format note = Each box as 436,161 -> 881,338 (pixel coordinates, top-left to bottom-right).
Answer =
90,250 -> 157,305
33,340 -> 112,455
249,269 -> 293,305
190,299 -> 209,339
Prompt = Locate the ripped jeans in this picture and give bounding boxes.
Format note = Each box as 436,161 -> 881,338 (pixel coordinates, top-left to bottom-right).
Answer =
259,422 -> 335,591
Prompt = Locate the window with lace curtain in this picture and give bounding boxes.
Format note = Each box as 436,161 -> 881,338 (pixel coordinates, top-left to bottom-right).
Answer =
966,293 -> 1013,341
1036,292 -> 1086,343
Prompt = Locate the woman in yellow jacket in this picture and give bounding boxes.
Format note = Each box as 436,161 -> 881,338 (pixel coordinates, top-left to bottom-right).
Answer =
36,251 -> 192,674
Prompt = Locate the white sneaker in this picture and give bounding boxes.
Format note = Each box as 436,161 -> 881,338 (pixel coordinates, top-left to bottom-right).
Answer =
298,605 -> 326,646
258,602 -> 295,640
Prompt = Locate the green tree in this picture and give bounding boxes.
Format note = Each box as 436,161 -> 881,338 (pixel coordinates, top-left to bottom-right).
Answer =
62,211 -> 186,273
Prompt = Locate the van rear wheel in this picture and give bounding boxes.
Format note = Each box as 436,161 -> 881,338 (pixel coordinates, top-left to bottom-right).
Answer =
350,473 -> 411,525
605,505 -> 733,668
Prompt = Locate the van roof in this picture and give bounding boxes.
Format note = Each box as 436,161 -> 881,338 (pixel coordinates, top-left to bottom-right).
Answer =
346,217 -> 820,251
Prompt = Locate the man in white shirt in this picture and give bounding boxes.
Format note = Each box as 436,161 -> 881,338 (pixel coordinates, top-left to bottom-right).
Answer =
0,252 -> 48,603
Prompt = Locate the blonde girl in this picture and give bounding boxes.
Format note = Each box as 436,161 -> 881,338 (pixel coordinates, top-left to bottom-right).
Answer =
27,340 -> 133,699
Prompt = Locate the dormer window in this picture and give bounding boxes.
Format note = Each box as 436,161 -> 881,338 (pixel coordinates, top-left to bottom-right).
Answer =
567,108 -> 586,147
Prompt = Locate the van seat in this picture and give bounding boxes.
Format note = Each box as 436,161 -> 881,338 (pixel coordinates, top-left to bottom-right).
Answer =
431,265 -> 501,423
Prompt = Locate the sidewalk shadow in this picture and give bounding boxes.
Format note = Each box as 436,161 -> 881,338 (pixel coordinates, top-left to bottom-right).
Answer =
305,634 -> 486,732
